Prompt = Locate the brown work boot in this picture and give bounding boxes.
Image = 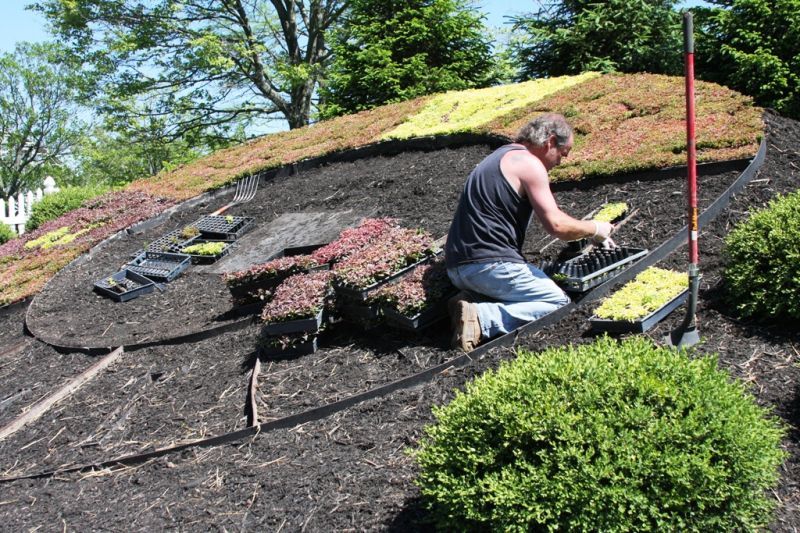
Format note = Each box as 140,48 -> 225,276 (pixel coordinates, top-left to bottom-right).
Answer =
450,299 -> 481,352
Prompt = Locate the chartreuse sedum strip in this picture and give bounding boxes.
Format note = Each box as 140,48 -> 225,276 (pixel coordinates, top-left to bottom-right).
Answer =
595,267 -> 688,321
383,72 -> 600,140
595,202 -> 628,223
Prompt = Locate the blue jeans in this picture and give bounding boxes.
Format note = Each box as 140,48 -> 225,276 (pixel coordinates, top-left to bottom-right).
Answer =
447,262 -> 571,339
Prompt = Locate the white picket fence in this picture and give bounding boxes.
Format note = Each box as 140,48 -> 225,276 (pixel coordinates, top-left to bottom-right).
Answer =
1,176 -> 59,235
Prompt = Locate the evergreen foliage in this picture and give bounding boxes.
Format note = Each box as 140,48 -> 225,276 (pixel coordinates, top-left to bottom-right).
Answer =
724,190 -> 800,320
510,0 -> 683,79
26,185 -> 109,232
695,0 -> 800,119
414,336 -> 785,531
319,0 -> 496,118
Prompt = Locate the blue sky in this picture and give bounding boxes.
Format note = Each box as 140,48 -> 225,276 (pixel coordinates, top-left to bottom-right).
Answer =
0,1 -> 711,55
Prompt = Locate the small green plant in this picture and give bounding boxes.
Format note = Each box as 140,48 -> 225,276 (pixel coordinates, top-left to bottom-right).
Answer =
724,190 -> 800,321
105,276 -> 129,293
413,336 -> 785,531
179,225 -> 201,240
225,215 -> 234,224
182,241 -> 226,256
595,267 -> 687,321
595,201 -> 628,223
0,223 -> 16,245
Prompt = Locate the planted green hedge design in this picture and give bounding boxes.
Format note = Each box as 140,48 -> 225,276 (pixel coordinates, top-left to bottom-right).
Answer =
724,190 -> 800,321
414,336 -> 785,531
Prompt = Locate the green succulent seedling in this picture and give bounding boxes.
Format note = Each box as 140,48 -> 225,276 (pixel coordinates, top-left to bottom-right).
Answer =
180,225 -> 201,240
182,241 -> 226,256
225,215 -> 234,224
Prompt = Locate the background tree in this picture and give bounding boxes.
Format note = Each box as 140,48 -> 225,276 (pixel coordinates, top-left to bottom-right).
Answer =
318,0 -> 496,118
70,118 -> 205,187
509,0 -> 683,79
0,42 -> 84,198
33,0 -> 347,138
694,0 -> 800,119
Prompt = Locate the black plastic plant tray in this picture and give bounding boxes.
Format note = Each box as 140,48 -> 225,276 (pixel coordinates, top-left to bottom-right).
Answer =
283,243 -> 328,257
259,336 -> 318,357
545,247 -> 649,293
263,309 -> 324,336
179,238 -> 232,264
590,289 -> 689,333
126,251 -> 191,282
94,269 -> 155,302
193,215 -> 256,241
333,256 -> 434,302
337,302 -> 383,329
383,299 -> 449,332
145,229 -> 196,254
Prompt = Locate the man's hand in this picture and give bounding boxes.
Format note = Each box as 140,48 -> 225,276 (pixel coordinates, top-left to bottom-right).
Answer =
591,220 -> 614,243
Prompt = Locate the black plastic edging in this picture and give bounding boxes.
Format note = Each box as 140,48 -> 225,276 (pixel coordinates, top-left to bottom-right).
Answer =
1,139 -> 766,483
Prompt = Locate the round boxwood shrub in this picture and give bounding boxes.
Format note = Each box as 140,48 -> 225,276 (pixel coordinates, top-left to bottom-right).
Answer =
413,336 -> 785,531
25,185 -> 109,232
0,222 -> 16,245
724,190 -> 800,321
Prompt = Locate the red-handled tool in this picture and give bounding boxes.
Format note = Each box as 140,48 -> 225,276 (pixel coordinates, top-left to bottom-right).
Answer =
667,11 -> 701,348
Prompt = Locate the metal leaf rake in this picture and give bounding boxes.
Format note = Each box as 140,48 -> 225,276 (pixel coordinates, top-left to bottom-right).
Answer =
211,174 -> 259,216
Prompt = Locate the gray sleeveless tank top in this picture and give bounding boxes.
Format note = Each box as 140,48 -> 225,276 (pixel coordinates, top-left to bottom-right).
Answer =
445,144 -> 533,268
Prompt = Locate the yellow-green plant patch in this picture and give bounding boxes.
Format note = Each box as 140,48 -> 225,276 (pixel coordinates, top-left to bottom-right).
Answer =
595,202 -> 628,222
594,267 -> 688,321
383,73 -> 599,140
24,226 -> 71,250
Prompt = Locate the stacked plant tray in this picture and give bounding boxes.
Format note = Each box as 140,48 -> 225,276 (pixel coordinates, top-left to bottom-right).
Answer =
383,298 -> 451,332
542,247 -> 649,293
262,308 -> 325,336
333,255 -> 434,302
93,269 -> 155,302
259,334 -> 318,357
192,215 -> 255,241
126,251 -> 191,282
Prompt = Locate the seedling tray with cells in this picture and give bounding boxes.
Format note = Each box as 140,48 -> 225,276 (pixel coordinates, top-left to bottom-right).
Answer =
193,215 -> 255,241
93,269 -> 155,302
145,229 -> 196,254
126,251 -> 191,282
543,247 -> 648,293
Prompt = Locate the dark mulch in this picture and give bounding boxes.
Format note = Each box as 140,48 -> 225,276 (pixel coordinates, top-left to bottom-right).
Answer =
1,111 -> 798,530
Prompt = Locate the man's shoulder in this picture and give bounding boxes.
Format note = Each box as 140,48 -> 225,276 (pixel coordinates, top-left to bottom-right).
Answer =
502,148 -> 546,182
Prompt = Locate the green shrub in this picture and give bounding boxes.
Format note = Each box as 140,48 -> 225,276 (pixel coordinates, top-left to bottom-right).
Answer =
0,222 -> 16,245
413,336 -> 785,532
724,190 -> 800,321
25,185 -> 109,232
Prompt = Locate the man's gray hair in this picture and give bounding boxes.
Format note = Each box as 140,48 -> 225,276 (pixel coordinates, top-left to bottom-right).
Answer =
514,113 -> 573,147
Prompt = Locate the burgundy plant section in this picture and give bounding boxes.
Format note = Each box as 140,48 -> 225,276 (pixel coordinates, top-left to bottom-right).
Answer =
310,217 -> 396,265
223,217 -> 396,290
368,257 -> 452,315
332,226 -> 435,289
261,271 -> 332,323
223,254 -> 318,289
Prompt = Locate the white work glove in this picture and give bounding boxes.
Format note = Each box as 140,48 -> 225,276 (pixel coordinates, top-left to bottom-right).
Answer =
591,220 -> 616,249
